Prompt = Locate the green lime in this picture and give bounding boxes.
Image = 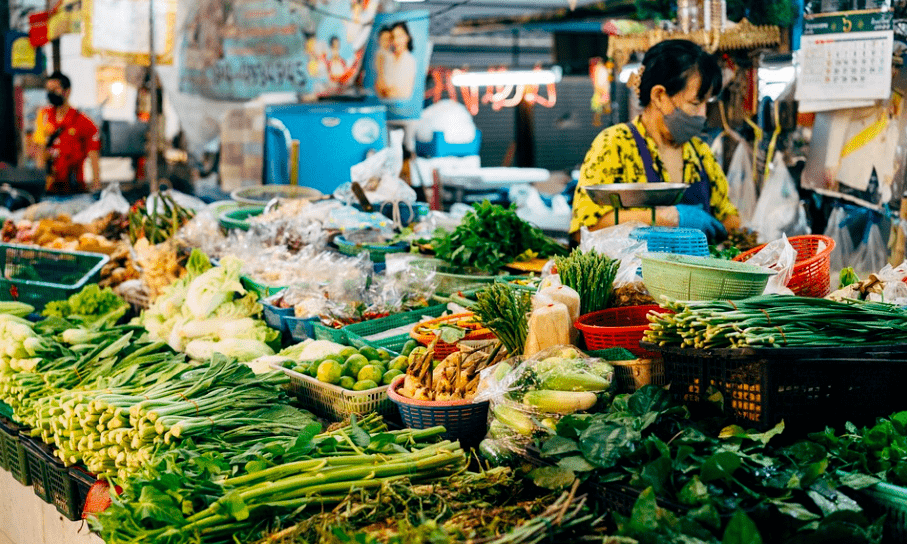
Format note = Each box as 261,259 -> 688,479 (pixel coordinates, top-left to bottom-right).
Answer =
400,339 -> 418,357
382,369 -> 403,385
323,353 -> 345,363
338,376 -> 356,390
376,348 -> 393,361
339,346 -> 358,359
358,346 -> 380,360
293,362 -> 311,375
357,364 -> 384,384
389,356 -> 409,372
342,362 -> 358,378
353,379 -> 379,391
368,361 -> 387,373
346,354 -> 369,376
316,360 -> 343,385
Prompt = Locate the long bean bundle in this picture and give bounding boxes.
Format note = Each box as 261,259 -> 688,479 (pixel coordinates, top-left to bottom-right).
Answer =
644,295 -> 907,349
554,249 -> 620,315
473,284 -> 531,356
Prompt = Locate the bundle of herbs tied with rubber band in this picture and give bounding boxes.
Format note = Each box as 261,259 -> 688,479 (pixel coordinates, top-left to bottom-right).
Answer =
429,201 -> 569,273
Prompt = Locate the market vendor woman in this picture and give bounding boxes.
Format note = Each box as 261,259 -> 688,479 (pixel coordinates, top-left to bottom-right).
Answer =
570,40 -> 740,242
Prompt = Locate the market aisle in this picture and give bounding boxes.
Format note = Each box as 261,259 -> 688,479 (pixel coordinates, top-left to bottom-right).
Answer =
0,470 -> 101,544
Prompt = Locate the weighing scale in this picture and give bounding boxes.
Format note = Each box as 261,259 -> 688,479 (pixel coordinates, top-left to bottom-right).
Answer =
583,183 -> 688,225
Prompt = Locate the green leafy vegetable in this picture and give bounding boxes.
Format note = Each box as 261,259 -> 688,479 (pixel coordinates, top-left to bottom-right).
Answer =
429,201 -> 568,273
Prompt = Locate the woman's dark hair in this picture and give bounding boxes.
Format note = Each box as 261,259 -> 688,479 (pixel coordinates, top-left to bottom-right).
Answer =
378,26 -> 391,36
638,40 -> 721,107
330,35 -> 340,47
390,22 -> 413,52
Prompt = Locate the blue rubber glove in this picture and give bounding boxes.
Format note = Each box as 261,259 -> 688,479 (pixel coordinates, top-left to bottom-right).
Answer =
676,204 -> 727,241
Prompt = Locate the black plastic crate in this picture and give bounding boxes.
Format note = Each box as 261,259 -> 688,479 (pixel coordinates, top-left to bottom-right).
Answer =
0,417 -> 29,485
69,466 -> 96,521
22,435 -> 50,502
644,342 -> 907,432
589,482 -> 688,517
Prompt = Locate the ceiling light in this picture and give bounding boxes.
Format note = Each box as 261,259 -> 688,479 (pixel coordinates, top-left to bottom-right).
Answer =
451,66 -> 563,87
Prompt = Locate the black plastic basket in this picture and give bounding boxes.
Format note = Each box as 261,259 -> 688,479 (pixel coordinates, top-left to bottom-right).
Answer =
643,342 -> 907,432
1,417 -> 29,485
68,466 -> 96,521
22,435 -> 51,502
589,482 -> 688,517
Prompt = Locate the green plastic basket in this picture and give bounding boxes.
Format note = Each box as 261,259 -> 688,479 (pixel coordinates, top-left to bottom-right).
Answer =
855,482 -> 907,542
0,244 -> 109,312
219,206 -> 264,231
410,258 -> 499,296
334,236 -> 410,264
639,252 -> 776,301
240,275 -> 287,300
313,322 -> 348,344
343,305 -> 448,353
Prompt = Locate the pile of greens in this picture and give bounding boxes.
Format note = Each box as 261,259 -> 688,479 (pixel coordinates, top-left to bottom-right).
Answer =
531,386 -> 883,544
42,283 -> 129,327
429,201 -> 568,273
810,412 -> 907,487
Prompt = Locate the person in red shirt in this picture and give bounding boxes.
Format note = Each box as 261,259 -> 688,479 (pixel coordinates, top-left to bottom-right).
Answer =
33,71 -> 101,195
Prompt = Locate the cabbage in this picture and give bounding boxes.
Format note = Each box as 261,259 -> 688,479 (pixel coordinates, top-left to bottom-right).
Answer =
185,256 -> 246,319
185,338 -> 274,362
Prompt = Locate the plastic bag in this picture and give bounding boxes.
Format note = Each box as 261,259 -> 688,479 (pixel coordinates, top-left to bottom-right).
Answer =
475,346 -> 614,456
742,234 -> 796,295
72,182 -> 130,224
335,130 -> 417,204
748,154 -> 804,243
851,217 -> 888,276
726,142 -> 758,224
823,206 -> 856,273
579,224 -> 647,286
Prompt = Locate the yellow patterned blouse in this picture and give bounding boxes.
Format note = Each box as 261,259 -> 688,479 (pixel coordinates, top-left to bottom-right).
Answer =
569,116 -> 738,234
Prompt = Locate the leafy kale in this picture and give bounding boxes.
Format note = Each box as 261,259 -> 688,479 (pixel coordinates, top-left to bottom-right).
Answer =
42,283 -> 128,327
429,201 -> 568,273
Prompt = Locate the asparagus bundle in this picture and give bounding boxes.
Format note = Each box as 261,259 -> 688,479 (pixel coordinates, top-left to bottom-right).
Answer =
554,249 -> 620,315
473,284 -> 532,356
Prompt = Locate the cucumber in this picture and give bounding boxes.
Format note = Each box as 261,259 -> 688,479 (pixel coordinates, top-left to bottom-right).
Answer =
478,439 -> 516,465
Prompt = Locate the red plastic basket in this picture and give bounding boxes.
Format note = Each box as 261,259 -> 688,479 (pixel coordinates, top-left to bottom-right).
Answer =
410,312 -> 496,360
732,235 -> 835,298
575,305 -> 667,358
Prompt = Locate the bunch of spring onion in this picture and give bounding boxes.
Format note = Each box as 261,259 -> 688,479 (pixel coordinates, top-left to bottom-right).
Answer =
554,249 -> 620,314
644,296 -> 907,349
91,417 -> 464,544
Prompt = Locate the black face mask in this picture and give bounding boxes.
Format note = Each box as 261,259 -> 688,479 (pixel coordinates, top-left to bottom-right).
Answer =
47,92 -> 64,107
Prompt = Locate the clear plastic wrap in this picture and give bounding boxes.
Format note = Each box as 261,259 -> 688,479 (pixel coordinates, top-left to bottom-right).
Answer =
578,224 -> 647,286
334,130 -> 417,205
72,182 -> 130,224
742,234 -> 796,295
827,261 -> 907,305
475,346 -> 614,457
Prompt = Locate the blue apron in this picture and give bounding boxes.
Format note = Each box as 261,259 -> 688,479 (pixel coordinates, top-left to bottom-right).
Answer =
626,122 -> 711,213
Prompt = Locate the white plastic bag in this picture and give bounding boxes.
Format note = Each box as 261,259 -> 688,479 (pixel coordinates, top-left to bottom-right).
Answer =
579,224 -> 648,285
726,142 -> 758,224
742,234 -> 796,295
337,129 -> 417,204
851,219 -> 887,276
72,182 -> 130,224
823,206 -> 856,273
748,154 -> 803,243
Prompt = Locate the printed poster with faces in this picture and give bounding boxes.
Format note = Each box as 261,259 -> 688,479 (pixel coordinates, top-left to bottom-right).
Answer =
796,10 -> 893,103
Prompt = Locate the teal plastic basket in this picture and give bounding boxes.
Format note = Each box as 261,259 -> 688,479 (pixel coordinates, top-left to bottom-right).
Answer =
219,206 -> 264,231
334,236 -> 409,264
0,244 -> 108,312
313,322 -> 347,344
343,305 -> 448,353
240,276 -> 286,299
410,258 -> 498,296
640,253 -> 776,301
